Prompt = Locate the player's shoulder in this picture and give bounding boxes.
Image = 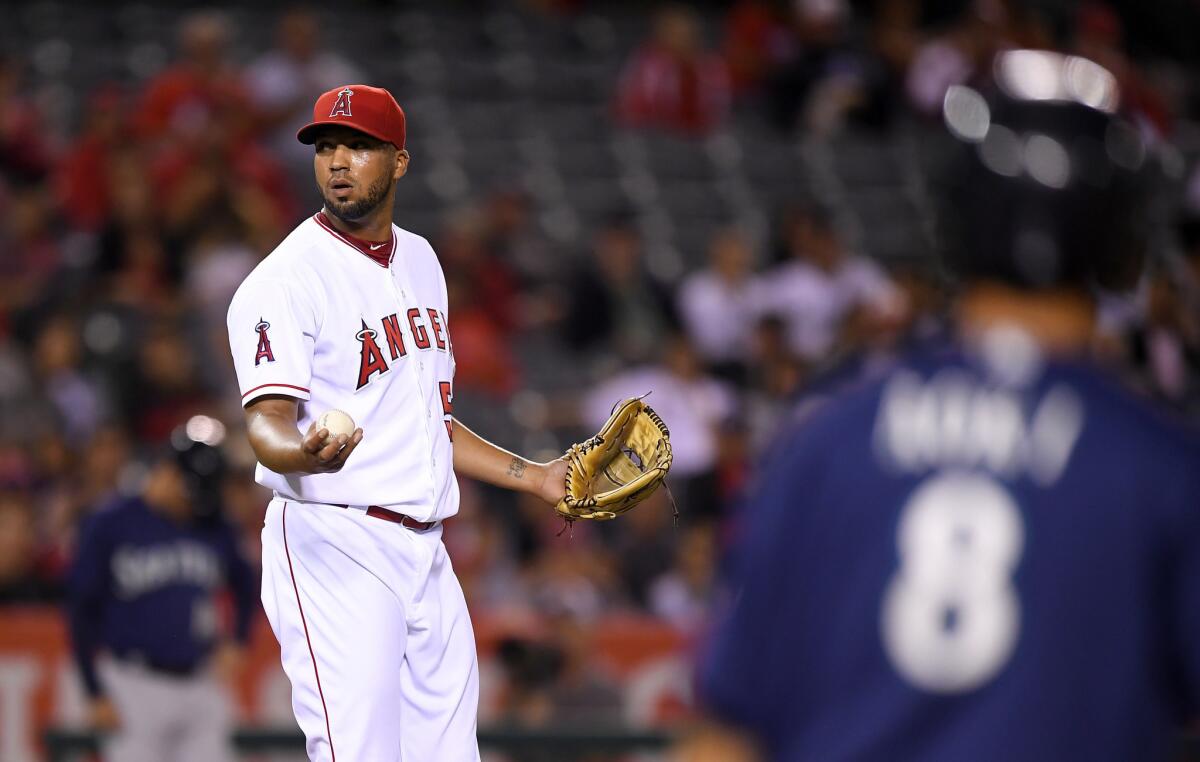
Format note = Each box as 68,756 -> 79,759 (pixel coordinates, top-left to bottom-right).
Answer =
255,216 -> 329,273
392,223 -> 438,258
81,495 -> 145,533
782,347 -> 905,438
1052,363 -> 1200,523
755,353 -> 898,479
95,494 -> 142,516
1057,361 -> 1200,463
393,224 -> 448,295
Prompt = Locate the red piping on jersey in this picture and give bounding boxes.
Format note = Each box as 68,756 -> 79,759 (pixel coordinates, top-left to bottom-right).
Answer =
283,503 -> 337,761
242,382 -> 310,399
314,212 -> 395,268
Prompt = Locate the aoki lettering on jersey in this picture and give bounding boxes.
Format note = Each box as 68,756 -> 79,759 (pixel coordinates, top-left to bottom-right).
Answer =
871,370 -> 1085,486
357,311 -> 451,390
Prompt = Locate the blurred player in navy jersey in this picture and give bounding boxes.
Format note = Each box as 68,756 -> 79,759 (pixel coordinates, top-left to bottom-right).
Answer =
68,417 -> 256,762
681,50 -> 1200,762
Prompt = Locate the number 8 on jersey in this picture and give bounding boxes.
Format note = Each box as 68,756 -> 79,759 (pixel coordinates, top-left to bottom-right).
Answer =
882,471 -> 1025,694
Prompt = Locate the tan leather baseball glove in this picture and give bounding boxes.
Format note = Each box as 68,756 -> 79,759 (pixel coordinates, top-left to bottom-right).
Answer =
555,395 -> 673,522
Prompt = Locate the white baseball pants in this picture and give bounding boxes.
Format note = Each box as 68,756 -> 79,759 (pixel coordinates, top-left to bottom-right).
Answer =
261,498 -> 481,762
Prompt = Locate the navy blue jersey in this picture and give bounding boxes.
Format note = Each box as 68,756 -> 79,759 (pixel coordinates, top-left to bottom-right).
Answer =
701,345 -> 1200,762
67,496 -> 257,697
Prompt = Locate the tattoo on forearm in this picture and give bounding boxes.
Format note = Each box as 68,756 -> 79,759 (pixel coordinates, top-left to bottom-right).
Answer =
506,458 -> 527,479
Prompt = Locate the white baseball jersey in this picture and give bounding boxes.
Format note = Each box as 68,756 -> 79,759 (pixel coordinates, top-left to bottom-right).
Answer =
227,213 -> 458,521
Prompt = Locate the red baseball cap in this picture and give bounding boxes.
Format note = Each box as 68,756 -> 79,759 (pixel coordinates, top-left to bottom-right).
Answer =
297,84 -> 406,150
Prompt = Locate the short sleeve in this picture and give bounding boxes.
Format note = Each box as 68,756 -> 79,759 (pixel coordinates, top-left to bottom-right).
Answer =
227,277 -> 318,406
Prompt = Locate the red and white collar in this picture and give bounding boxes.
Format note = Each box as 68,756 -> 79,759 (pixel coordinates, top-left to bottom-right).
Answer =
314,212 -> 396,268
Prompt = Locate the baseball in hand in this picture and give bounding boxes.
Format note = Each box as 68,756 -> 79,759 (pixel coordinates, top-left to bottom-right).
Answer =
317,410 -> 356,442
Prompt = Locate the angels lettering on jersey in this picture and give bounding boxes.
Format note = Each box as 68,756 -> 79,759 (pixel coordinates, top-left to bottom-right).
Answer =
356,308 -> 451,390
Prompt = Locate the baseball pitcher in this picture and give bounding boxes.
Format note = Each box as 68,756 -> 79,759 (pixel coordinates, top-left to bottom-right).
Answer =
226,85 -> 669,761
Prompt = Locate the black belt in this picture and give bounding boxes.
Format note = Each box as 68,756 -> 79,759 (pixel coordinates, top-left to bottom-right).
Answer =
116,653 -> 201,677
335,504 -> 439,531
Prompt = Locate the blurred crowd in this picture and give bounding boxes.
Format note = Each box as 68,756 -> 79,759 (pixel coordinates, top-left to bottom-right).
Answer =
2,0 -> 1200,732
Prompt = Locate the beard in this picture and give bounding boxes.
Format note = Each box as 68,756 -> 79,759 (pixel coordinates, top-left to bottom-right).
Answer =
322,171 -> 393,223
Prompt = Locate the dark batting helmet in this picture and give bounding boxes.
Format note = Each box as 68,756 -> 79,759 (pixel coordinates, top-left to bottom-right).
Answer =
168,416 -> 228,523
936,49 -> 1152,291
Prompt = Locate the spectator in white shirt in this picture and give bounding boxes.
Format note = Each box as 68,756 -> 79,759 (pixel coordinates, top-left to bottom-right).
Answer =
760,203 -> 902,363
246,8 -> 364,172
582,334 -> 737,519
677,227 -> 763,380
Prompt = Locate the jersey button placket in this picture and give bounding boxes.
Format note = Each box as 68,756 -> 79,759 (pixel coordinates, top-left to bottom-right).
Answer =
389,261 -> 441,493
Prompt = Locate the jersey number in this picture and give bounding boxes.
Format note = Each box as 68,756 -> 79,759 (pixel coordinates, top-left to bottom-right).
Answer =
881,472 -> 1024,693
439,381 -> 453,441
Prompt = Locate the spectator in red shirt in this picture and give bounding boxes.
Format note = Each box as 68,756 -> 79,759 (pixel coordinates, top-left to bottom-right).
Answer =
722,0 -> 798,96
132,12 -> 296,239
0,187 -> 61,321
440,210 -> 523,398
0,53 -> 54,185
149,133 -> 297,241
616,5 -> 731,136
56,87 -> 128,232
134,12 -> 254,146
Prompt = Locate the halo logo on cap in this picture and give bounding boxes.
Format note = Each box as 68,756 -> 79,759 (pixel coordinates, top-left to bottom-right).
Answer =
330,87 -> 353,117
297,84 -> 406,150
